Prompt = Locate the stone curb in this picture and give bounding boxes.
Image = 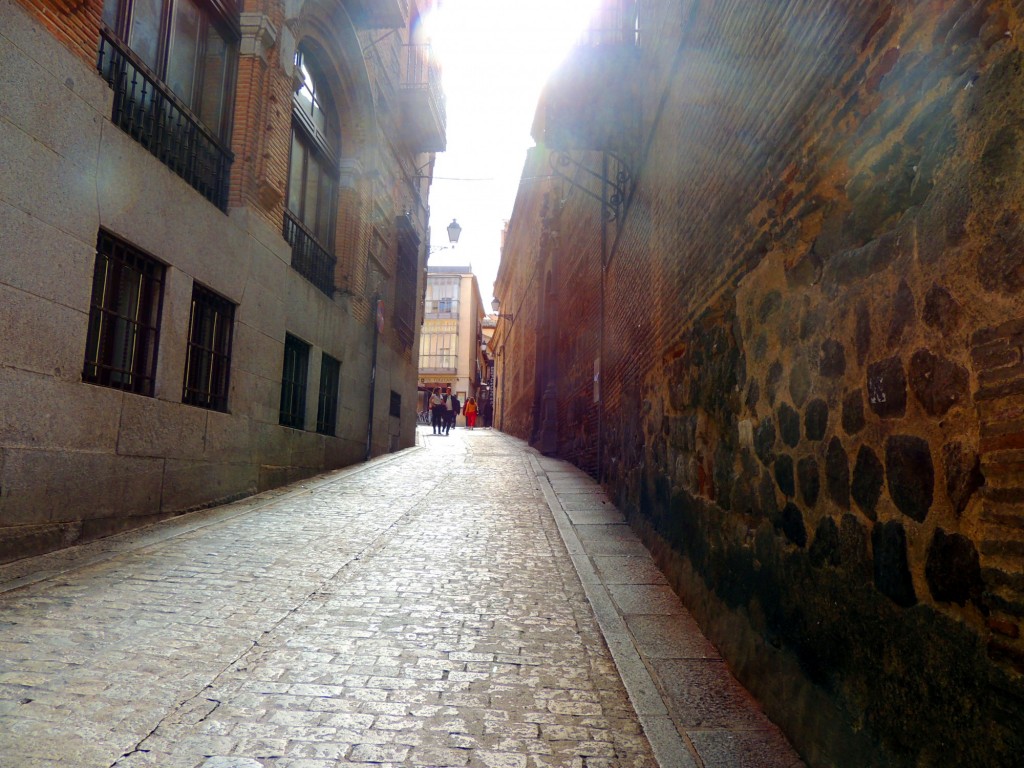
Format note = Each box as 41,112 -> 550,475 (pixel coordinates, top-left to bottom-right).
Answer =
526,451 -> 701,768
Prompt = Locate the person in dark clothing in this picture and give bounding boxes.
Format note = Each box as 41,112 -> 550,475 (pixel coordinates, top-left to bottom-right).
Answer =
443,386 -> 455,435
450,391 -> 461,433
429,387 -> 445,434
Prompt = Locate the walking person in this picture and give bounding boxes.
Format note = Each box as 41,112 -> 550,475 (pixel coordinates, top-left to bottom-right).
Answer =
443,386 -> 455,435
429,387 -> 445,434
465,397 -> 478,429
451,391 -> 461,432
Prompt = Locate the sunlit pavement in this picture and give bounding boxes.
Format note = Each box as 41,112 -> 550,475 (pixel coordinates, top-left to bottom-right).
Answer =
0,425 -> 802,768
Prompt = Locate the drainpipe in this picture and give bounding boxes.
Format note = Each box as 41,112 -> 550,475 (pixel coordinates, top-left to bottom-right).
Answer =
365,298 -> 382,462
597,152 -> 608,483
498,347 -> 505,431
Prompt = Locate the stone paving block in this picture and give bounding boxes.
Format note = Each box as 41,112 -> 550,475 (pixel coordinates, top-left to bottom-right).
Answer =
562,504 -> 624,521
687,728 -> 806,768
625,614 -> 721,660
607,584 -> 688,615
652,659 -> 777,729
592,555 -> 669,585
0,427 -> 802,768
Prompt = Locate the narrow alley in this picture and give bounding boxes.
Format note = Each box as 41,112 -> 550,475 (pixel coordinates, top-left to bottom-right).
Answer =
0,427 -> 800,768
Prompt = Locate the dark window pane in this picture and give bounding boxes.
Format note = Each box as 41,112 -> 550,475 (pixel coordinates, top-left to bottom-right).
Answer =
316,353 -> 340,435
302,152 -> 320,232
279,333 -> 310,429
197,26 -> 230,136
102,0 -> 121,29
166,0 -> 201,107
317,162 -> 335,244
128,0 -> 162,70
288,131 -> 305,215
183,283 -> 234,411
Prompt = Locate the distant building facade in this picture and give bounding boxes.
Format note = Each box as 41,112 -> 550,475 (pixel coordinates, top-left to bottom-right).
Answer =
0,0 -> 446,561
418,266 -> 486,422
495,1 -> 1024,766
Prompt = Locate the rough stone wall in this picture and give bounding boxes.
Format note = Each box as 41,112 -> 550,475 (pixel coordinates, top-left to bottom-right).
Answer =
510,0 -> 1024,765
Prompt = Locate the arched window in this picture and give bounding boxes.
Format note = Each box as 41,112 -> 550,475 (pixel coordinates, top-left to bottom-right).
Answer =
287,47 -> 340,249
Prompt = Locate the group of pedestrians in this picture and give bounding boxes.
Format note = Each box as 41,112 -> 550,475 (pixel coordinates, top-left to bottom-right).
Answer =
428,387 -> 479,434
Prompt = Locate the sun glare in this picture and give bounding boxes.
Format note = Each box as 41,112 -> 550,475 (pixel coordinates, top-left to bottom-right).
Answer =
422,0 -> 603,295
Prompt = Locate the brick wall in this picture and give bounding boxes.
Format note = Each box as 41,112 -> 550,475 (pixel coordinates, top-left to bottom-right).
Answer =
503,1 -> 1024,765
14,0 -> 102,63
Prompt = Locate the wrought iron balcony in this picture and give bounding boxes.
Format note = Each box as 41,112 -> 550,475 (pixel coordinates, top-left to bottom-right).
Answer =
533,0 -> 640,153
97,30 -> 232,212
283,210 -> 336,296
347,0 -> 407,29
399,44 -> 446,153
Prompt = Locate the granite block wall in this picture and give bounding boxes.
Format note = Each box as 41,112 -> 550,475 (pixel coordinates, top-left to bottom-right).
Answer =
0,0 -> 430,563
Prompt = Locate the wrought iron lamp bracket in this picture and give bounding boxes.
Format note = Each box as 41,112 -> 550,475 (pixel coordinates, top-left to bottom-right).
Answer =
549,151 -> 632,222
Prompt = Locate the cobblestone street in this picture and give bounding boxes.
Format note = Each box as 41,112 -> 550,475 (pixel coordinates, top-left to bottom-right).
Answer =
0,427 -> 801,768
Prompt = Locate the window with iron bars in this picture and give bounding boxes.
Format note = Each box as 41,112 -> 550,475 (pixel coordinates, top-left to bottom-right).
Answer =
316,353 -> 341,436
279,333 -> 310,429
83,230 -> 165,396
182,283 -> 235,411
97,0 -> 238,210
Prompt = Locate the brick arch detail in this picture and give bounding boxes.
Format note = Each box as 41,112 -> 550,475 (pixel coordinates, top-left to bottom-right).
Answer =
286,2 -> 379,296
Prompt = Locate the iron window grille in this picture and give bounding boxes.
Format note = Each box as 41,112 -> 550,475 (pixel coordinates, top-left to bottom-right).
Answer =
316,353 -> 341,436
279,333 -> 310,429
183,283 -> 235,411
283,210 -> 336,296
83,230 -> 165,396
96,0 -> 238,212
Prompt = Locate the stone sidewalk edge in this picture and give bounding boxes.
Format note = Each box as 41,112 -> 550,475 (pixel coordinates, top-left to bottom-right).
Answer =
526,452 -> 700,768
0,442 -> 424,596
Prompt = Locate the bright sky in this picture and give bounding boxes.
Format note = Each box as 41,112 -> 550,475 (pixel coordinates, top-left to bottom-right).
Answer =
422,0 -> 602,303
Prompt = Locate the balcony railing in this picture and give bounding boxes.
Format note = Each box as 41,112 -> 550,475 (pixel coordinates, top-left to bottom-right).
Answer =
424,298 -> 459,316
283,210 -> 336,296
399,44 -> 446,152
97,30 -> 232,212
419,354 -> 457,373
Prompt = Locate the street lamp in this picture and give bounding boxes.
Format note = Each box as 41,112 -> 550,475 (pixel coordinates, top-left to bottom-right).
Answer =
429,218 -> 462,254
491,297 -> 514,322
446,218 -> 462,244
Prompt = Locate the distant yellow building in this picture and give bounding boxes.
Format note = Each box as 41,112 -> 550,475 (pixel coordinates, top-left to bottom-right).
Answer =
417,266 -> 487,423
